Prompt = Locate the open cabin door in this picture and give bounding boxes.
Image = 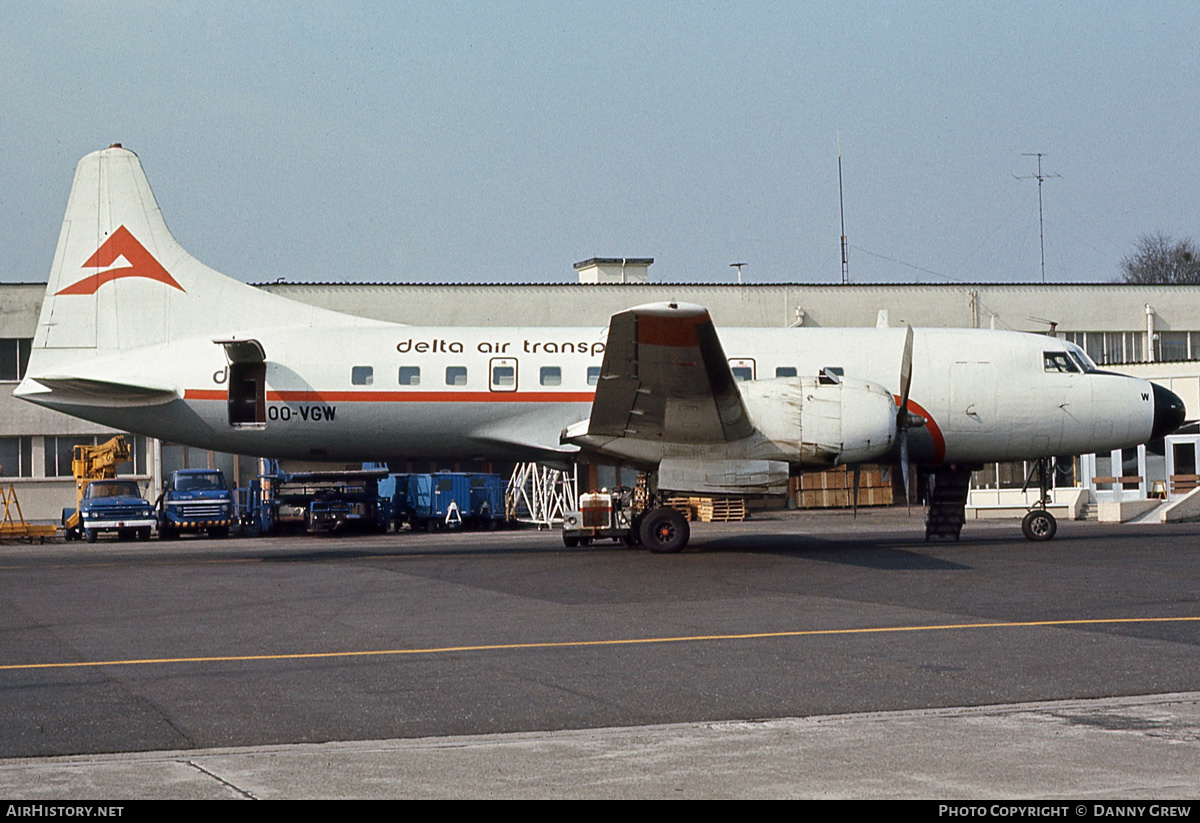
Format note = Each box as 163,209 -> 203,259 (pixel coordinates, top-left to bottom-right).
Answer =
215,339 -> 266,428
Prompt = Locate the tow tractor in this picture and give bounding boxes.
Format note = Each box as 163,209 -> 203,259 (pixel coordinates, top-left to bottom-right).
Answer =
561,477 -> 691,553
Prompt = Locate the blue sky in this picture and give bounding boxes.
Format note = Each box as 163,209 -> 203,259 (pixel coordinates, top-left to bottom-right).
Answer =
2,1 -> 1198,285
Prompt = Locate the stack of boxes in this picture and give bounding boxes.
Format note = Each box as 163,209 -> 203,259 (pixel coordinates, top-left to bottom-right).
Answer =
791,465 -> 894,509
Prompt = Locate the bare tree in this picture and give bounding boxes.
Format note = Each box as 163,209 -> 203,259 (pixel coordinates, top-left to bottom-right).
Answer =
1120,232 -> 1200,284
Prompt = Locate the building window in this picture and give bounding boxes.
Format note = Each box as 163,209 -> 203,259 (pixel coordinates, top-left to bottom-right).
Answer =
351,366 -> 373,386
399,366 -> 421,386
0,437 -> 32,478
540,366 -> 561,386
587,367 -> 601,386
446,366 -> 468,386
1155,331 -> 1200,362
43,435 -> 146,478
1064,332 -> 1145,366
0,338 -> 32,381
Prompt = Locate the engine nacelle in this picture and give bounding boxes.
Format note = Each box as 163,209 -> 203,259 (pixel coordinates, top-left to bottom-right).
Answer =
740,375 -> 897,466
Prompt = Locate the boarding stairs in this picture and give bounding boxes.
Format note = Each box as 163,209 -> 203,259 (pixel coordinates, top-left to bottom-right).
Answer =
924,466 -> 972,541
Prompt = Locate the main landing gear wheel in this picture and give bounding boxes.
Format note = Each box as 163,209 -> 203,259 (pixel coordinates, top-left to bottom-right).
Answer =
1022,510 -> 1057,541
639,507 -> 689,554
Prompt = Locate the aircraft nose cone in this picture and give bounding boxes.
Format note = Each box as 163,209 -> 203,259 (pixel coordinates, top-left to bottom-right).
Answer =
1151,383 -> 1187,440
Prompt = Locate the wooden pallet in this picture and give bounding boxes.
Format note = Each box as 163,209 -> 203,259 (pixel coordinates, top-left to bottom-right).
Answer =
664,497 -> 697,520
691,497 -> 747,523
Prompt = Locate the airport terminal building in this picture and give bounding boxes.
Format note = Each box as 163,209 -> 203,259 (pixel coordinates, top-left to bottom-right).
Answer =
3,268 -> 1200,523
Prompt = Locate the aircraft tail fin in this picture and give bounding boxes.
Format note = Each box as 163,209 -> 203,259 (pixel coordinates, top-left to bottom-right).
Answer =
25,145 -> 376,379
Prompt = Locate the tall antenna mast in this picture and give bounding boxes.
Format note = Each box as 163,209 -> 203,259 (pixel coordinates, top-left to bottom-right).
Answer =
838,133 -> 849,284
1015,152 -> 1060,283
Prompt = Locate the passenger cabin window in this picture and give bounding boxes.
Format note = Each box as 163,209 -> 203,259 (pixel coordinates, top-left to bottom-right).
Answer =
398,366 -> 421,386
728,358 -> 755,382
775,366 -> 798,378
492,365 -> 515,387
540,366 -> 561,386
1043,352 -> 1079,373
490,358 -> 517,391
446,366 -> 468,386
587,366 -> 601,386
351,366 -> 374,385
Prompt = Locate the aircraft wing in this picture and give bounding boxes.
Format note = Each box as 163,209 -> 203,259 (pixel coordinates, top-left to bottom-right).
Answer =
579,302 -> 753,444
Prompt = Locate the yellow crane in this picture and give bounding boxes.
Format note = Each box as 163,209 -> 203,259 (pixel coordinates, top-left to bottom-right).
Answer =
62,436 -> 136,540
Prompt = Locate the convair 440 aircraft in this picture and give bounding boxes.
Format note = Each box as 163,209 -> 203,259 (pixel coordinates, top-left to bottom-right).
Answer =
16,146 -> 1186,550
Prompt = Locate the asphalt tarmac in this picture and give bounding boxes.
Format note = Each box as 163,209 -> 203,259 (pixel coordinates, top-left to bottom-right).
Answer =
2,509 -> 1198,798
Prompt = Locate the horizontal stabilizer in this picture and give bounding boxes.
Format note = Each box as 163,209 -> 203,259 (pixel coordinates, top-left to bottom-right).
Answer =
17,375 -> 179,407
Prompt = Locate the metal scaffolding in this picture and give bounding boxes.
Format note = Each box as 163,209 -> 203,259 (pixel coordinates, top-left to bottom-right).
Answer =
506,463 -> 577,528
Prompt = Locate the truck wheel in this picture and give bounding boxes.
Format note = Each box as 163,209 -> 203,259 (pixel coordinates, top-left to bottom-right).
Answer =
159,526 -> 178,540
1021,510 -> 1057,541
137,528 -> 151,540
209,526 -> 229,538
562,533 -> 580,547
85,529 -> 97,544
639,508 -> 690,554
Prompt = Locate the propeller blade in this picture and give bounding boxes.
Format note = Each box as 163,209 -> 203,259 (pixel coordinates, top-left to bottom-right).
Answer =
896,325 -> 915,516
898,325 -> 914,417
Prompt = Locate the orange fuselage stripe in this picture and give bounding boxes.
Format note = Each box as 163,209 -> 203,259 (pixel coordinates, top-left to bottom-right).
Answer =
184,389 -> 596,403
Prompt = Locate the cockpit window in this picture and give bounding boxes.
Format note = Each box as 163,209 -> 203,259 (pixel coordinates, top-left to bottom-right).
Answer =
1044,351 -> 1080,373
1066,345 -> 1097,373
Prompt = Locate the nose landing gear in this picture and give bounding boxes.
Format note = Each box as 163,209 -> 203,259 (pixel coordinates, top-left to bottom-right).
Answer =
1021,456 -> 1058,542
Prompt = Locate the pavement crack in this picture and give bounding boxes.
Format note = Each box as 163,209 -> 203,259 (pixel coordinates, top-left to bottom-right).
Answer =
184,759 -> 258,799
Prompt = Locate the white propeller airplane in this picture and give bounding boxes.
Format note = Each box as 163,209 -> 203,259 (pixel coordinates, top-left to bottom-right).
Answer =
15,146 -> 1186,550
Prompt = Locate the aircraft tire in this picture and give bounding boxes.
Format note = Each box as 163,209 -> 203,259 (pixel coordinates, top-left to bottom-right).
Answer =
639,508 -> 689,554
1022,510 -> 1057,541
85,528 -> 97,544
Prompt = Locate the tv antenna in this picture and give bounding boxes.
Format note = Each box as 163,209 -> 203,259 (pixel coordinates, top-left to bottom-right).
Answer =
1015,152 -> 1060,283
838,133 -> 849,284
730,262 -> 746,285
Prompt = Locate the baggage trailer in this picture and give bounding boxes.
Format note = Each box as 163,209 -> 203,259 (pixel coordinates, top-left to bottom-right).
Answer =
391,472 -> 471,531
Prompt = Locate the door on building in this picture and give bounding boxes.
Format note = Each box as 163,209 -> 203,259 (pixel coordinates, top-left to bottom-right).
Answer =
1163,434 -> 1200,500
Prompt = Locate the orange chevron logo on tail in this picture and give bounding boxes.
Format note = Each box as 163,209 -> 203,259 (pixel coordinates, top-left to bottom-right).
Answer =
56,226 -> 185,295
